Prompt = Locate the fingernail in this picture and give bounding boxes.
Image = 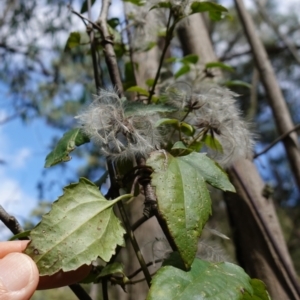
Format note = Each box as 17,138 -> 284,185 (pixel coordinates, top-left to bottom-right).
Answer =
0,253 -> 34,291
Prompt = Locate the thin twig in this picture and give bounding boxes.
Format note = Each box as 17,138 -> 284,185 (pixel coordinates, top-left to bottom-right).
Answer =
131,215 -> 150,231
105,161 -> 153,286
127,273 -> 156,285
68,6 -> 102,32
0,43 -> 52,76
254,0 -> 300,64
116,200 -> 152,287
147,12 -> 175,104
88,26 -> 102,90
123,4 -> 137,87
87,0 -> 101,91
69,284 -> 93,300
254,124 -> 300,158
219,44 -> 300,62
102,279 -> 108,300
96,0 -> 124,96
0,205 -> 25,237
128,259 -> 163,279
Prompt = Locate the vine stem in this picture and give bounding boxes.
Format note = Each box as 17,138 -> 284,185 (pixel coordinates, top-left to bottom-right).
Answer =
254,123 -> 300,158
116,200 -> 152,287
96,0 -> 123,96
0,205 -> 25,237
69,284 -> 93,300
104,163 -> 155,287
147,11 -> 175,104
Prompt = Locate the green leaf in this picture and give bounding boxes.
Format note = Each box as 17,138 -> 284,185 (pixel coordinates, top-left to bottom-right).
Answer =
190,2 -> 228,21
150,2 -> 172,10
171,141 -> 187,150
123,62 -> 136,90
114,43 -> 126,58
188,141 -> 203,152
224,80 -> 252,89
98,262 -> 129,282
209,10 -> 226,21
242,279 -> 271,300
165,57 -> 178,63
180,122 -> 195,136
180,54 -> 199,65
64,32 -> 81,52
9,230 -> 31,241
123,0 -> 145,6
80,0 -> 96,13
151,95 -> 159,103
147,151 -> 212,268
126,86 -> 149,96
25,178 -> 131,276
178,152 -> 235,192
144,41 -> 157,51
124,103 -> 177,117
162,251 -> 186,270
205,62 -> 234,72
147,258 -> 256,300
202,134 -> 223,153
155,118 -> 179,127
44,128 -> 90,168
175,65 -> 191,79
191,1 -> 228,13
145,78 -> 155,87
171,141 -> 193,156
107,18 -> 120,29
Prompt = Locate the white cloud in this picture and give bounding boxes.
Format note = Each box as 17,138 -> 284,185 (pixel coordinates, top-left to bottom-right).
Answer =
0,125 -> 32,169
0,127 -> 35,239
0,170 -> 36,240
11,148 -> 32,169
0,109 -> 7,123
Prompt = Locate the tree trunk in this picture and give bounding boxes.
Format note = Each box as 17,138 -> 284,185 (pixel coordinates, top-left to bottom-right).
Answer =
234,0 -> 300,193
177,13 -> 300,300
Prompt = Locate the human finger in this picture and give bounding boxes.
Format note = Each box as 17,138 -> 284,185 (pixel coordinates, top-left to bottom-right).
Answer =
0,252 -> 39,300
0,241 -> 30,258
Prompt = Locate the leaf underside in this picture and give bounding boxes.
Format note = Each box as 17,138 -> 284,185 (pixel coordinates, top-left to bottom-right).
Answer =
148,258 -> 268,300
25,178 -> 125,276
45,128 -> 90,168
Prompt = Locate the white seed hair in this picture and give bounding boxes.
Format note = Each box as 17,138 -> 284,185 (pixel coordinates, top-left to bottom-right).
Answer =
76,89 -> 161,161
166,83 -> 254,167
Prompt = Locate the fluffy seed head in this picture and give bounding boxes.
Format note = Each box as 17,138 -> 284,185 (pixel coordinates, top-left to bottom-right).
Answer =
76,89 -> 161,161
165,83 -> 254,167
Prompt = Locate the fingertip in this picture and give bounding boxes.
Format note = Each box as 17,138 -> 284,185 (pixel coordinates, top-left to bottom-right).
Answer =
0,253 -> 39,300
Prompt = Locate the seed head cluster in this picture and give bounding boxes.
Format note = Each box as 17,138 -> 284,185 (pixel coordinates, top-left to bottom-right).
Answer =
166,83 -> 254,167
77,84 -> 253,167
76,89 -> 161,161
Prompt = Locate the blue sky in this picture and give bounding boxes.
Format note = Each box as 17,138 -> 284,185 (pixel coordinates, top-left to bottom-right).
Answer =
0,114 -> 83,238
